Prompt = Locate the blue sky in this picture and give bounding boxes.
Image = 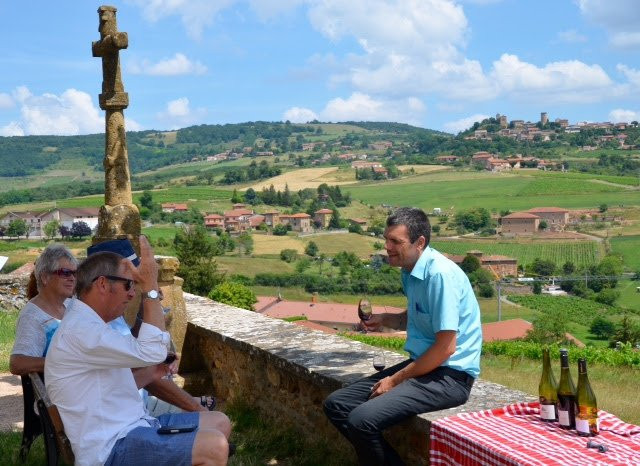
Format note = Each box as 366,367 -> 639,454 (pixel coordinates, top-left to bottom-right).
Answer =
1,0 -> 639,136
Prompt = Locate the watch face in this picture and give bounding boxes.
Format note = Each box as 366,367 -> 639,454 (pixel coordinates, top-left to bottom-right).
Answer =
147,290 -> 159,299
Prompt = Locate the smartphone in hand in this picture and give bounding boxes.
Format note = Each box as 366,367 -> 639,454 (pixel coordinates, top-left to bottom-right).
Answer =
157,424 -> 197,434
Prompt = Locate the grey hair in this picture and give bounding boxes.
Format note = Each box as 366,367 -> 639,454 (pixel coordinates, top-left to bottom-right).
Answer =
386,207 -> 431,246
34,244 -> 78,291
75,251 -> 124,298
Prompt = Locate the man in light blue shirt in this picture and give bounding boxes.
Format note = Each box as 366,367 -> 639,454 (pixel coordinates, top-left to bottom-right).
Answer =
324,207 -> 482,466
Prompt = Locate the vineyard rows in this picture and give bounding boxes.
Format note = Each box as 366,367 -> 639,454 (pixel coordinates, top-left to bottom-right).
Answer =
431,240 -> 602,268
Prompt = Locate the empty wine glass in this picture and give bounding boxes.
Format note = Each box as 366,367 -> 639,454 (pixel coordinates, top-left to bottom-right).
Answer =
358,297 -> 372,321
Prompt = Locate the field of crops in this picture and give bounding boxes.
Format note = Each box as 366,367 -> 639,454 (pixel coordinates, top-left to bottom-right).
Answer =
507,294 -> 634,326
431,239 -> 603,268
345,171 -> 640,212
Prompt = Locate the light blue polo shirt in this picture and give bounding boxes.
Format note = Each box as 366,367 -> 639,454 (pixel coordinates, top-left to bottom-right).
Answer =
402,246 -> 482,378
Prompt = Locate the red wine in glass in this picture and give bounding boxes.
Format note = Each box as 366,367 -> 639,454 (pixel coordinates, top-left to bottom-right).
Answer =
373,352 -> 386,372
358,298 -> 372,321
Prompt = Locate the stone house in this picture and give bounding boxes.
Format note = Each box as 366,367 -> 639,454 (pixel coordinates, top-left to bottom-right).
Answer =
204,214 -> 224,229
0,211 -> 47,236
500,212 -> 540,235
445,251 -> 518,278
161,203 -> 188,213
279,213 -> 312,233
262,211 -> 280,227
44,207 -> 100,232
314,209 -> 333,228
224,208 -> 253,232
527,207 -> 569,231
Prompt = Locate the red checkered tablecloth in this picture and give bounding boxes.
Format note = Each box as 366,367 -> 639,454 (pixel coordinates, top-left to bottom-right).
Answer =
429,402 -> 640,465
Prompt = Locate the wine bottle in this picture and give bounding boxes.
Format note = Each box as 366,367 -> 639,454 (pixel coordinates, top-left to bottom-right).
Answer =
538,347 -> 558,421
557,348 -> 577,429
576,358 -> 599,436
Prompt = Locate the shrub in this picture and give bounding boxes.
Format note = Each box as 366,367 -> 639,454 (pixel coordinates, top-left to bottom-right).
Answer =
590,317 -> 615,340
280,249 -> 298,263
208,281 -> 257,311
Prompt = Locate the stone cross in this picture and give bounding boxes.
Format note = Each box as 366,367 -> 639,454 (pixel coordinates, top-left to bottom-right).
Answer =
92,5 -> 140,244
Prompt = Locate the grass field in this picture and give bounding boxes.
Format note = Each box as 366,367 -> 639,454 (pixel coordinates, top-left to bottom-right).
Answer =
610,235 -> 640,271
344,170 -> 640,212
249,167 -> 357,191
431,238 -> 603,268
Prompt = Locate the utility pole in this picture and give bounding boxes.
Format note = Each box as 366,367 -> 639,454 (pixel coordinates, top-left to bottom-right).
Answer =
497,280 -> 502,322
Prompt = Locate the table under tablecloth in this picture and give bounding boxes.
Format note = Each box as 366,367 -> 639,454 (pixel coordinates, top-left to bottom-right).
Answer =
429,402 -> 640,465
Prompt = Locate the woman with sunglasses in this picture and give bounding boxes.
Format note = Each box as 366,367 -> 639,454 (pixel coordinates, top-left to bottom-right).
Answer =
10,243 -> 77,376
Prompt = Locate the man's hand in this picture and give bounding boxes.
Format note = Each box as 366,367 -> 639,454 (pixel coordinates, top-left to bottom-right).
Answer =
166,353 -> 180,375
369,376 -> 398,398
362,313 -> 384,332
123,235 -> 158,293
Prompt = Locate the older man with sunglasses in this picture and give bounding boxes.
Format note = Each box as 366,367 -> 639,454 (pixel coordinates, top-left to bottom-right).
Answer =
45,236 -> 231,466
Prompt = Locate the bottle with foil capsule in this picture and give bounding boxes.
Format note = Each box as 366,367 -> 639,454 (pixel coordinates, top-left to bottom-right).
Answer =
538,347 -> 558,421
576,358 -> 599,436
556,348 -> 577,429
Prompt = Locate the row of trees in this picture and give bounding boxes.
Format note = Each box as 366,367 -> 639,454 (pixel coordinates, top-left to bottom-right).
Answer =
0,219 -> 92,239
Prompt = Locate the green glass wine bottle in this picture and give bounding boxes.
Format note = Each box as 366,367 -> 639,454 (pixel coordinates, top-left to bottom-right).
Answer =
556,348 -> 576,429
576,358 -> 599,436
538,347 -> 558,422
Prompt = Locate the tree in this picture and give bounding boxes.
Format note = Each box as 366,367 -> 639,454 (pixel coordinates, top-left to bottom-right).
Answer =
562,261 -> 576,275
295,257 -> 311,273
589,317 -> 615,340
230,189 -> 242,203
140,190 -> 154,210
305,241 -> 318,257
58,224 -> 71,239
43,220 -> 60,239
460,254 -> 481,274
526,308 -> 570,344
174,226 -> 225,295
280,249 -> 298,263
328,209 -> 342,229
453,207 -> 492,232
609,315 -> 640,346
538,220 -> 548,230
6,219 -> 27,238
273,224 -> 289,236
208,281 -> 257,311
530,258 -> 556,277
599,204 -> 608,213
236,232 -> 253,256
70,221 -> 92,239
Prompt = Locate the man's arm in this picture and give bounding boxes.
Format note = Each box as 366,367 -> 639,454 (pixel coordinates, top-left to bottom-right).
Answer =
145,378 -> 206,412
370,330 -> 456,398
9,354 -> 45,376
362,310 -> 407,332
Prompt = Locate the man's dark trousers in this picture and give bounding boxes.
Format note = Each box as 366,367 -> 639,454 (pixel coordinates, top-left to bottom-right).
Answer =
323,360 -> 474,466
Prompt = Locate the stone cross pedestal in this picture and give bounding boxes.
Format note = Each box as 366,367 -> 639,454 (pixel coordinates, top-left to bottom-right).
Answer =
91,5 -> 140,246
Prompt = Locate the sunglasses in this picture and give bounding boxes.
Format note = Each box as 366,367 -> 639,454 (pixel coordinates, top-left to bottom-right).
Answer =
92,275 -> 135,291
53,268 -> 77,278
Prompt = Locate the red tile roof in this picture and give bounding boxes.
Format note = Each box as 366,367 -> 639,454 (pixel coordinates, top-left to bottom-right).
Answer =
503,212 -> 540,219
315,209 -> 333,214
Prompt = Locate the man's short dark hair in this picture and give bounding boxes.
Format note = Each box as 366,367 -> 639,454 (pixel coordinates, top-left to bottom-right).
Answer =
386,207 -> 431,245
75,251 -> 123,297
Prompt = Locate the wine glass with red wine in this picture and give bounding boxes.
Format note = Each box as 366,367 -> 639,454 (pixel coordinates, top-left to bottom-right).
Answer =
358,297 -> 372,321
373,352 -> 386,372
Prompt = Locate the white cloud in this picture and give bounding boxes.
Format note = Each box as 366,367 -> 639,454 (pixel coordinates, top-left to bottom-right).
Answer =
283,107 -> 318,123
617,64 -> 640,87
127,0 -> 237,40
128,53 -> 207,76
609,108 -> 639,123
1,87 -> 103,136
157,97 -> 207,129
489,54 -> 613,102
443,113 -> 490,134
0,121 -> 24,137
557,29 -> 587,43
0,93 -> 14,109
318,92 -> 425,125
577,0 -> 640,48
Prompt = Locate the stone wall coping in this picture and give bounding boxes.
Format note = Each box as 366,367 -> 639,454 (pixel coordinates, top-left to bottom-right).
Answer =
184,293 -> 536,425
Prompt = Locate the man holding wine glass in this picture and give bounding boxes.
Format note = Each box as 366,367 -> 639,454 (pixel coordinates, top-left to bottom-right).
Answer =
324,207 -> 482,466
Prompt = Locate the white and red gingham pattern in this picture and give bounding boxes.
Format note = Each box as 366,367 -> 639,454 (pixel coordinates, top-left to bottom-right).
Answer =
429,402 -> 640,465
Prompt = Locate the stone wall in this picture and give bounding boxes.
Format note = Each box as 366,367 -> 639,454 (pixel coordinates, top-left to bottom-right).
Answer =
180,293 -> 535,465
0,273 -> 29,311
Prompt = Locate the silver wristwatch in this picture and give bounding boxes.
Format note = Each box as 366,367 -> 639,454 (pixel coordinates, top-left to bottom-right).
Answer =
143,289 -> 160,300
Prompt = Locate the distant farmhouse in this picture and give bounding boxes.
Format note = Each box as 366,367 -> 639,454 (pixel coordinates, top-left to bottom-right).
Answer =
0,207 -> 100,237
501,207 -> 570,236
